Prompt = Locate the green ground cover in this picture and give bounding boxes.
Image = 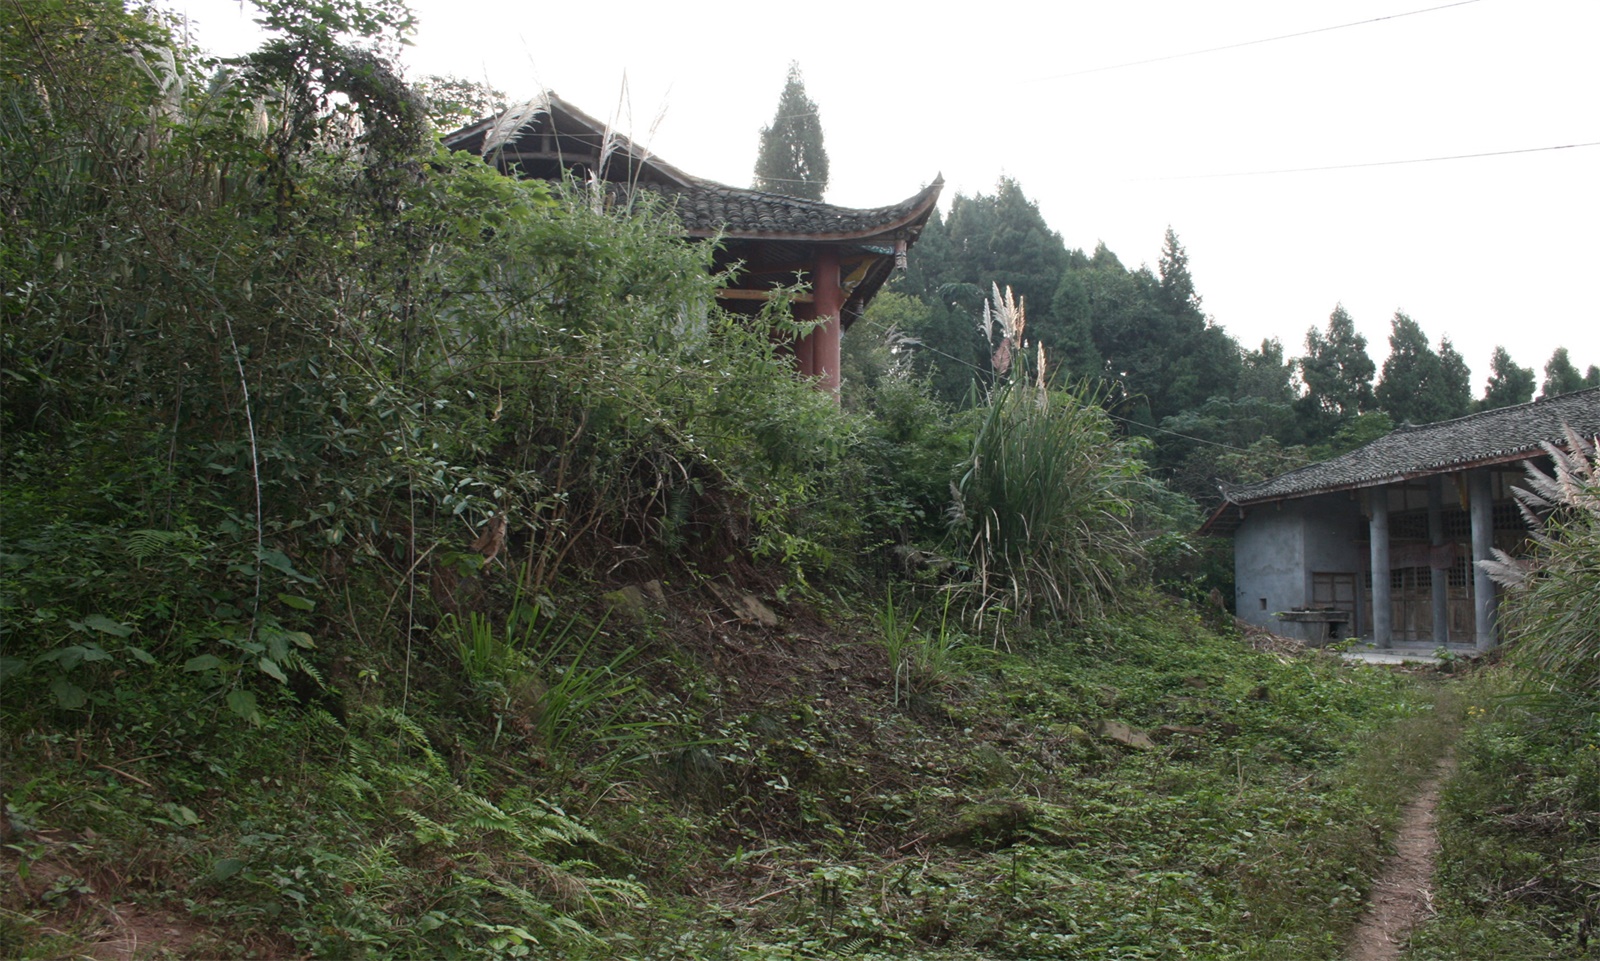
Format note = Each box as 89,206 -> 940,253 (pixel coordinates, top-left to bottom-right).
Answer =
1403,673 -> 1600,960
2,599 -> 1455,959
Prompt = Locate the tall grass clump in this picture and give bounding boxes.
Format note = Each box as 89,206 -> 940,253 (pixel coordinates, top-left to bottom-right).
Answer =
446,595 -> 658,767
1481,425 -> 1600,689
1404,426 -> 1600,959
877,587 -> 969,708
948,286 -> 1144,628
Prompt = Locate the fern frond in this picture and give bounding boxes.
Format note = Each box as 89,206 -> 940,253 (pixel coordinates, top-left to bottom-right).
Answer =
126,528 -> 183,560
381,708 -> 447,772
281,649 -> 324,688
401,808 -> 459,846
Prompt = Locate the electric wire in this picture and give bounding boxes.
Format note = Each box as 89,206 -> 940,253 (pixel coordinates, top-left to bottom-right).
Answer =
746,137 -> 1596,192
757,0 -> 1486,124
1033,0 -> 1485,80
740,135 -> 1600,190
742,0 -> 1582,189
1143,140 -> 1600,181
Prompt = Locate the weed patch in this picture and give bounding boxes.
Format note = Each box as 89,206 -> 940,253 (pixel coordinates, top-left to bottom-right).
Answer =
1404,672 -> 1600,959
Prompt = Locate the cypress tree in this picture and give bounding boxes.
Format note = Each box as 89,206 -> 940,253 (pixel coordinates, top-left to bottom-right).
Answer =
1479,346 -> 1535,410
1436,336 -> 1473,419
1298,305 -> 1376,420
753,62 -> 828,201
1540,347 -> 1585,398
1376,312 -> 1456,425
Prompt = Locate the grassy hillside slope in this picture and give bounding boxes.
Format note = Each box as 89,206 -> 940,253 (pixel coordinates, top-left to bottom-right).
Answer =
3,590 -> 1454,959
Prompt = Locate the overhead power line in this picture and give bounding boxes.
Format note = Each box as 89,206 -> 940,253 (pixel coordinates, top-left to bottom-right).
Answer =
1034,0 -> 1485,81
747,140 -> 1599,192
1143,140 -> 1600,181
759,1 -> 1485,125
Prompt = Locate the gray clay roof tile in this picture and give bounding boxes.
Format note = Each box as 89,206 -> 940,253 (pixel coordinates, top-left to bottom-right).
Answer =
444,93 -> 939,242
663,178 -> 942,239
1222,388 -> 1600,504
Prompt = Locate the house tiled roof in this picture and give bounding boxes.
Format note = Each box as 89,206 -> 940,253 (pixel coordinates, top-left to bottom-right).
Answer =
1221,387 -> 1600,505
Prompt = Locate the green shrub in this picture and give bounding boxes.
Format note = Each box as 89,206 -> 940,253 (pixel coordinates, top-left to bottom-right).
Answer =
950,375 -> 1143,628
1411,674 -> 1600,959
1482,427 -> 1600,690
0,0 -> 874,733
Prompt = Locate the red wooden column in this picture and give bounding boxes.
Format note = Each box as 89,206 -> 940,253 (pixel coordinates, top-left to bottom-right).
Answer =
793,302 -> 818,378
812,245 -> 843,396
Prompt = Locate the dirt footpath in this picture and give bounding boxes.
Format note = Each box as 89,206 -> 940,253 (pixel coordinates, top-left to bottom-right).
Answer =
1344,755 -> 1456,961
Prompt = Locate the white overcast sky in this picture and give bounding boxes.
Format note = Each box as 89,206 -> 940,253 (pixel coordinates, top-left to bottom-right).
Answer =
184,0 -> 1600,391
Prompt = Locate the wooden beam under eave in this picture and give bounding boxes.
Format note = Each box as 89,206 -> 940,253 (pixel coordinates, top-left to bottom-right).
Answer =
738,253 -> 885,277
715,289 -> 814,303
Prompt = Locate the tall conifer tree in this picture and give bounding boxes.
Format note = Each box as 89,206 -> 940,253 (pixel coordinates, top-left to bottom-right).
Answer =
1376,312 -> 1460,425
1436,337 -> 1473,419
753,62 -> 828,200
1157,226 -> 1201,314
1298,305 -> 1375,420
1480,346 -> 1535,410
1540,347 -> 1585,398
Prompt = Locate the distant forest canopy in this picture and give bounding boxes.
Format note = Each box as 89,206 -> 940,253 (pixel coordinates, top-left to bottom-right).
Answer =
871,176 -> 1599,506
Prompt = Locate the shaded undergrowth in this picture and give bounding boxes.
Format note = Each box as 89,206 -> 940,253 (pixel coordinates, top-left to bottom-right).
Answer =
1,596 -> 1456,959
1402,672 -> 1600,960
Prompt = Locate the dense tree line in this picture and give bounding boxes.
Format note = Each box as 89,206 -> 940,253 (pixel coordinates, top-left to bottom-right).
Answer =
873,176 -> 1598,508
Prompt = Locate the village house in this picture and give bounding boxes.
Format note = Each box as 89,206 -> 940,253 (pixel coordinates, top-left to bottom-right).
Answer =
1202,388 -> 1600,650
443,93 -> 942,395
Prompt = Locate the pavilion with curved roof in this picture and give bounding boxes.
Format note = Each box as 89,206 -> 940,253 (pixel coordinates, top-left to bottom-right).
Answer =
444,93 -> 943,395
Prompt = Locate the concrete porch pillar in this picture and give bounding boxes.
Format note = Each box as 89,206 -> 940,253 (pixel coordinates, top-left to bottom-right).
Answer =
1369,486 -> 1392,649
1468,469 -> 1497,650
1428,477 -> 1450,646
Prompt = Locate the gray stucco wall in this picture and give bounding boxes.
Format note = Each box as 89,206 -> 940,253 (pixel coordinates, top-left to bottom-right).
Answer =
1234,493 -> 1368,641
1234,504 -> 1306,632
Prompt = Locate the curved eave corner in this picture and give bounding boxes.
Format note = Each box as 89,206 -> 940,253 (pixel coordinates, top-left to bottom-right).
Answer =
685,177 -> 944,244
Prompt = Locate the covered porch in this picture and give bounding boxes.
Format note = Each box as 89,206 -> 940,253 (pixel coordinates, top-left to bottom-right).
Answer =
1203,389 -> 1600,652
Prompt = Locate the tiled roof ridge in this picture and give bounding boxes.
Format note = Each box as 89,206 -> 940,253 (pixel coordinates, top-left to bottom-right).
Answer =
666,177 -> 944,239
681,174 -> 942,217
444,92 -> 942,240
1388,385 -> 1589,431
1221,386 -> 1600,504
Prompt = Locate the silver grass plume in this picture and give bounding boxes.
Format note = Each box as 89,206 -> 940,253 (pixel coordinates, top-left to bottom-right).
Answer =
1478,424 -> 1598,589
481,91 -> 551,157
981,283 -> 1026,379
